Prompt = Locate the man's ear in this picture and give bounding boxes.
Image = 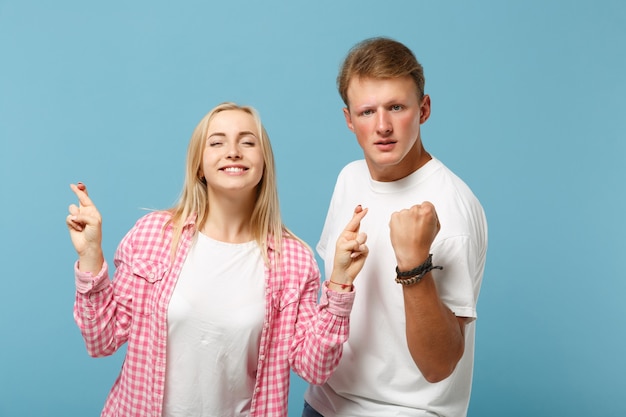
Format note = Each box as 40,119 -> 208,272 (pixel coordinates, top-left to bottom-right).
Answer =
343,107 -> 355,132
420,95 -> 432,124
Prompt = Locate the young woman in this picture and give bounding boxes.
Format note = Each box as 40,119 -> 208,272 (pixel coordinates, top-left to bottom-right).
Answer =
66,102 -> 368,417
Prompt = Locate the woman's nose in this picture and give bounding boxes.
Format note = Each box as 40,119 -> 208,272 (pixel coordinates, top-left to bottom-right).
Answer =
226,143 -> 242,159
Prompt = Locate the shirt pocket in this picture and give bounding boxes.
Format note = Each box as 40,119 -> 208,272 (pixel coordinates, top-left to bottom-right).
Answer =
271,287 -> 301,341
132,259 -> 168,316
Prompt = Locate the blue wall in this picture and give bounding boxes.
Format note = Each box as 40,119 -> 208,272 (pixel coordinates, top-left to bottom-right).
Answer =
1,1 -> 625,416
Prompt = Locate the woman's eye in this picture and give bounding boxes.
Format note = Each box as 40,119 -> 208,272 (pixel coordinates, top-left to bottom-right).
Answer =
241,136 -> 257,146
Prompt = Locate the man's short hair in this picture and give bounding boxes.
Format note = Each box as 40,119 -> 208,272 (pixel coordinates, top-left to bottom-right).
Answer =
337,37 -> 425,107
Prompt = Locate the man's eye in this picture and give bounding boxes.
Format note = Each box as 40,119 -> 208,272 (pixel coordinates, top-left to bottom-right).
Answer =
391,105 -> 403,111
362,109 -> 373,116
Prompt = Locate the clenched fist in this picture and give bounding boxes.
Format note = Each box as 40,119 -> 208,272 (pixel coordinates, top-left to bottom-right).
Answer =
389,201 -> 440,271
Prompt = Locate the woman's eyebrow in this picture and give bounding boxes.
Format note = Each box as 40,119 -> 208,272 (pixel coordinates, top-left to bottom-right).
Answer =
206,131 -> 259,142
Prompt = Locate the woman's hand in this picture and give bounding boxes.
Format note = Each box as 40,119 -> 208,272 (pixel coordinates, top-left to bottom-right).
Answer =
329,205 -> 369,292
66,183 -> 104,274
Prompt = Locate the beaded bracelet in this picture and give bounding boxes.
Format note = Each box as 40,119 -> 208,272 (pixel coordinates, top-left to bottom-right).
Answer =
395,254 -> 443,286
395,265 -> 443,286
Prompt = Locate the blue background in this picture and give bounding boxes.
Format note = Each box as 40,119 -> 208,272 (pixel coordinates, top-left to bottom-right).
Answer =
1,1 -> 625,416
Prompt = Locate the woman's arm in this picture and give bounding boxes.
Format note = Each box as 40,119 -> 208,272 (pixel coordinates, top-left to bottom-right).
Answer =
289,207 -> 369,384
68,183 -> 134,357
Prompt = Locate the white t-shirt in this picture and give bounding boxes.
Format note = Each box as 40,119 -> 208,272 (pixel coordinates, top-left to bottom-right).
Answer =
305,158 -> 487,417
163,233 -> 265,417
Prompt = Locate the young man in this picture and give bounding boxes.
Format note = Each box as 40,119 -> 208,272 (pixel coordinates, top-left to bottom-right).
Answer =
303,38 -> 488,417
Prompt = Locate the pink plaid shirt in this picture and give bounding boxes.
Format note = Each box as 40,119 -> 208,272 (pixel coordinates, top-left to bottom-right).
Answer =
74,211 -> 354,417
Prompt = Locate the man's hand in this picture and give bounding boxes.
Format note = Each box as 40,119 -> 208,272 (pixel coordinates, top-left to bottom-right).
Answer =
389,201 -> 440,270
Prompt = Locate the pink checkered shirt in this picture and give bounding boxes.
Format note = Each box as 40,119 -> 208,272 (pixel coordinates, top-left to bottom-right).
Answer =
74,211 -> 354,417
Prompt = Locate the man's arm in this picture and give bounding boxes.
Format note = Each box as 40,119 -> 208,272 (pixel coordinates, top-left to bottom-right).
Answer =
400,272 -> 468,382
390,201 -> 468,382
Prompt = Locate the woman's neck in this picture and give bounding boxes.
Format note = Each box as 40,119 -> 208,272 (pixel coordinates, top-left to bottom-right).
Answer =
201,194 -> 256,243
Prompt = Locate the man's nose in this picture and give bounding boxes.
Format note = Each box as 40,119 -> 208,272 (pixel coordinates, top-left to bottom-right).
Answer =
377,111 -> 392,135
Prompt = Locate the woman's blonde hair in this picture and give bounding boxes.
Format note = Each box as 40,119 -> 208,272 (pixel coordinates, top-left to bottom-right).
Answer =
167,102 -> 290,265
